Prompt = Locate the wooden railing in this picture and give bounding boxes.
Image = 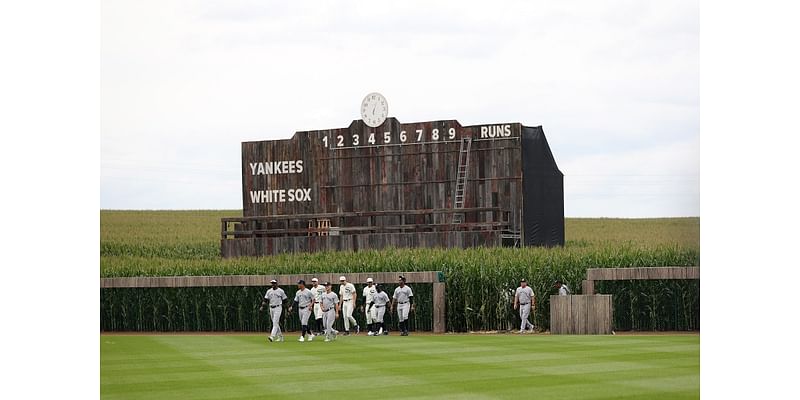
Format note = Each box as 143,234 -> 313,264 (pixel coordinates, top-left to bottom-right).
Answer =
582,266 -> 700,294
221,207 -> 509,239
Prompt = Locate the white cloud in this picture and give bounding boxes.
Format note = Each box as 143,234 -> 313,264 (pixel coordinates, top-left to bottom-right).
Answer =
102,0 -> 698,216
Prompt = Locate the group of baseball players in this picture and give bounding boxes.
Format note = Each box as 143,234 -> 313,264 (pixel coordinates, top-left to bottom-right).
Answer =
259,274 -> 414,342
262,274 -> 571,340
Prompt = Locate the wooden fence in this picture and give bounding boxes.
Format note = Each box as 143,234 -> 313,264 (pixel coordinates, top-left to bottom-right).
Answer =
549,295 -> 613,335
581,266 -> 700,294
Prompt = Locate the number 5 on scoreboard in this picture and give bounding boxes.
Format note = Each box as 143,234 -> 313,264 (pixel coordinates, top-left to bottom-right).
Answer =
384,131 -> 391,143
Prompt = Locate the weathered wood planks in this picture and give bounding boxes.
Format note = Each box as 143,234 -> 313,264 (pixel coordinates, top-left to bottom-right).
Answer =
581,267 -> 700,294
221,231 -> 503,258
232,118 -> 524,257
549,295 -> 613,335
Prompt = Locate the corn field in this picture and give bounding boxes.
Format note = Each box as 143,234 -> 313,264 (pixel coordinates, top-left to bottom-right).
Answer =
101,284 -> 434,333
100,211 -> 700,332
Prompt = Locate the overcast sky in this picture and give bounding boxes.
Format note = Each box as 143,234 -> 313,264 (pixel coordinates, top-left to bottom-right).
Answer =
101,0 -> 698,217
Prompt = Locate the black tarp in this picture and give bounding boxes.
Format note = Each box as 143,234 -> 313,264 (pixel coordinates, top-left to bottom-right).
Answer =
521,126 -> 564,246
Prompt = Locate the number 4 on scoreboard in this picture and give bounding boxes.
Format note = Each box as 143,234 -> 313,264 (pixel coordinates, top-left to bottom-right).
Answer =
368,133 -> 376,144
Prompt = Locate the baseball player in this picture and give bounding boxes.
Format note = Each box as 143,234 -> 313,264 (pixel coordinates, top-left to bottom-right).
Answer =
259,279 -> 287,342
320,282 -> 340,342
368,284 -> 390,335
391,275 -> 414,336
514,278 -> 535,333
362,278 -> 378,335
310,277 -> 326,335
288,279 -> 315,342
555,280 -> 571,296
338,276 -> 360,335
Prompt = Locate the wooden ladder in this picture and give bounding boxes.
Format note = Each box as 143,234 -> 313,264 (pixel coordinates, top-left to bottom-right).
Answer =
452,137 -> 472,224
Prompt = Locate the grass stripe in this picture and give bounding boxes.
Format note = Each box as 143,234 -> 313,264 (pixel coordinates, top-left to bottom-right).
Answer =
101,334 -> 698,399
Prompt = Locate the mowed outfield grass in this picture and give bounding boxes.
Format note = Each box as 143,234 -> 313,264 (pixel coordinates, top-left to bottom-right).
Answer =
101,334 -> 699,400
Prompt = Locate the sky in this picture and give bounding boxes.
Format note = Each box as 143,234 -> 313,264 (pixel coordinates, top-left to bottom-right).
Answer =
101,0 -> 698,217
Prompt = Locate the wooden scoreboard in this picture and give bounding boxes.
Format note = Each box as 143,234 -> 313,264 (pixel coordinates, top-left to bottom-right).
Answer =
221,95 -> 563,257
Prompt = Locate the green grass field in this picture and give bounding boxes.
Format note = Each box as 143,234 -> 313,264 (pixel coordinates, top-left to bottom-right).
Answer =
101,334 -> 699,399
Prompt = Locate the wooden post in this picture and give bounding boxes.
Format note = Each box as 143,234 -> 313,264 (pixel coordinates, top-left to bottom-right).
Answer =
433,282 -> 446,333
582,279 -> 594,295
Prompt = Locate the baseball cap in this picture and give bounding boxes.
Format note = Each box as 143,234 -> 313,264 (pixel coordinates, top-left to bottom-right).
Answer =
399,275 -> 406,282
339,276 -> 346,281
311,278 -> 318,282
297,279 -> 305,285
367,277 -> 374,283
520,278 -> 527,283
270,279 -> 278,284
323,281 -> 332,286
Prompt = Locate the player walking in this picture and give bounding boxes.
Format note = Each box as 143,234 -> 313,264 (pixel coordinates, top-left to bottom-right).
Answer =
362,278 -> 378,335
288,280 -> 315,342
391,275 -> 414,336
310,278 -> 326,335
259,279 -> 287,342
369,284 -> 391,335
338,276 -> 360,335
320,282 -> 340,342
514,278 -> 535,333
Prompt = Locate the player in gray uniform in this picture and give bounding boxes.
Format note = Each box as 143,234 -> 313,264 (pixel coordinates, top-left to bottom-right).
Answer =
391,275 -> 414,336
259,279 -> 288,342
320,282 -> 340,342
368,284 -> 391,336
288,279 -> 316,342
514,278 -> 535,333
310,278 -> 326,335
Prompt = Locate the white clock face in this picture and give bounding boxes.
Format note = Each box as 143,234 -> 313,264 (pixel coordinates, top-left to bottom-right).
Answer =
361,92 -> 388,128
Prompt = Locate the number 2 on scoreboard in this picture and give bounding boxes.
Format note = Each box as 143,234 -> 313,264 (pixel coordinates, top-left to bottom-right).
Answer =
321,135 -> 344,148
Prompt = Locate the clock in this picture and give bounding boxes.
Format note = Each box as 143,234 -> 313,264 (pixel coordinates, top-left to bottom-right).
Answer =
361,92 -> 388,127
